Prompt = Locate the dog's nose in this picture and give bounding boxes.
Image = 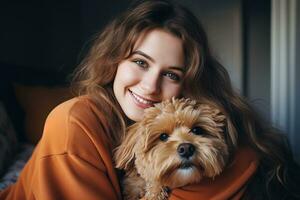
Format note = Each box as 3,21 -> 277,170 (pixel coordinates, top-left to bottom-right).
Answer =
177,143 -> 195,159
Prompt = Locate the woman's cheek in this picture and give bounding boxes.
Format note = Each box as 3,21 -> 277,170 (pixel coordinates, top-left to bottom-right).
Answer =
161,81 -> 182,100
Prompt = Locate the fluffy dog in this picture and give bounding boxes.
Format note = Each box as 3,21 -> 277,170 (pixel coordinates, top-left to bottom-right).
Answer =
114,98 -> 237,200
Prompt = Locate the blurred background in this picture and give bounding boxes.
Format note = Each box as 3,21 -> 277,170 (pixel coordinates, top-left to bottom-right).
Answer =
0,0 -> 299,162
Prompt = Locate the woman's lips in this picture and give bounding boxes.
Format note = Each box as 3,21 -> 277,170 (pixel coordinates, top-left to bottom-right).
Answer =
129,90 -> 158,109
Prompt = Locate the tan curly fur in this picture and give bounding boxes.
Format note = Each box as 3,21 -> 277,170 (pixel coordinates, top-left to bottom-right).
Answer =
114,98 -> 237,200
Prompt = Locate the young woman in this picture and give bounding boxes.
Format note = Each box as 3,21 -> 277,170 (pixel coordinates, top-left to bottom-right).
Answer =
1,0 -> 299,199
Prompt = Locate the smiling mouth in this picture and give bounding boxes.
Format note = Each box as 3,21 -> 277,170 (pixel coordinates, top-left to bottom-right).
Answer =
129,90 -> 158,107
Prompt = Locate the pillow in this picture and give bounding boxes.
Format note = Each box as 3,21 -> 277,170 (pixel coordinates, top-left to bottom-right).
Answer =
0,144 -> 34,190
13,84 -> 73,144
0,101 -> 18,176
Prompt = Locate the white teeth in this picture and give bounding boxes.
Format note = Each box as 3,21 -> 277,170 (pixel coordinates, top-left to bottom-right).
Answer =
131,91 -> 154,105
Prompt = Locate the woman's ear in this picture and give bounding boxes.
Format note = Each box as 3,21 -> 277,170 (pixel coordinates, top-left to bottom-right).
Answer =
114,123 -> 141,170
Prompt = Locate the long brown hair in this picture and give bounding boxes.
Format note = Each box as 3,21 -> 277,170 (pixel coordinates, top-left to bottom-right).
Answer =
72,0 -> 300,199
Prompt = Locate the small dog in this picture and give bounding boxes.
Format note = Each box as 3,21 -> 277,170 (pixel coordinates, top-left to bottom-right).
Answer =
114,98 -> 237,200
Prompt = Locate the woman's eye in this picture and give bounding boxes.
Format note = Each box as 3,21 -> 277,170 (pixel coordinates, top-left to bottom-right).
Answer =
133,59 -> 148,69
163,72 -> 181,81
159,133 -> 169,141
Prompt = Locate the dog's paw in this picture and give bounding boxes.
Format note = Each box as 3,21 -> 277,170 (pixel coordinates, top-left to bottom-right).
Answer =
159,186 -> 170,200
144,186 -> 170,200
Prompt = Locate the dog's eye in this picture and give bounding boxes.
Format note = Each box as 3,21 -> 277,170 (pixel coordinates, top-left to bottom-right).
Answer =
159,133 -> 169,141
190,126 -> 205,135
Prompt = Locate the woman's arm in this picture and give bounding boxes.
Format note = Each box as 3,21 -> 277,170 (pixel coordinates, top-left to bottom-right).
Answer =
32,152 -> 119,200
23,98 -> 121,200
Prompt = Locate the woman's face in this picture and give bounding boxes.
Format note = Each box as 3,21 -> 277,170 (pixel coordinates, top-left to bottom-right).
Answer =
113,29 -> 185,122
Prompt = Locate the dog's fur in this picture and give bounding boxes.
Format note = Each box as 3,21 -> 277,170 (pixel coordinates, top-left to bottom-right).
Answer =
114,98 -> 237,200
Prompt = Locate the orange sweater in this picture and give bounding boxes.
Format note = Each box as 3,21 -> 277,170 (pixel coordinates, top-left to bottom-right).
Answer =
0,96 -> 258,200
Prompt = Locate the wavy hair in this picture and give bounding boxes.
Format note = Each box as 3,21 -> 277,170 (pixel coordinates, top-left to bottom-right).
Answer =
72,0 -> 300,199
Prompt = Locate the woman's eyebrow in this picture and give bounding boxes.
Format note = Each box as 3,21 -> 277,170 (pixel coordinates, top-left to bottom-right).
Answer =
132,50 -> 185,72
168,66 -> 185,73
132,50 -> 155,62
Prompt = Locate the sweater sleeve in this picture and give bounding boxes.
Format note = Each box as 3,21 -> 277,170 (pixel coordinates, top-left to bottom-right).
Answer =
33,153 -> 119,200
30,99 -> 121,200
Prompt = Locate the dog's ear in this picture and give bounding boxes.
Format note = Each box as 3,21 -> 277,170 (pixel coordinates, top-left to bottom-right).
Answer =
224,116 -> 238,150
209,104 -> 238,150
114,123 -> 141,170
197,101 -> 238,150
210,103 -> 238,151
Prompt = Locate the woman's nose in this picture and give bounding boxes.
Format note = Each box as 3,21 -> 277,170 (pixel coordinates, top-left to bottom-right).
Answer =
140,71 -> 161,95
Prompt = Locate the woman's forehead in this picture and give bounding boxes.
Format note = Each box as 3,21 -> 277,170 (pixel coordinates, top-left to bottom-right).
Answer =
132,29 -> 185,68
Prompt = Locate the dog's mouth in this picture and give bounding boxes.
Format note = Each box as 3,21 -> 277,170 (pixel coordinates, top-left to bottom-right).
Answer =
179,162 -> 194,169
178,161 -> 205,172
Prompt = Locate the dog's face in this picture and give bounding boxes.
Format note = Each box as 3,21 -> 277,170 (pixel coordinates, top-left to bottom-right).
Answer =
115,98 -> 237,189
